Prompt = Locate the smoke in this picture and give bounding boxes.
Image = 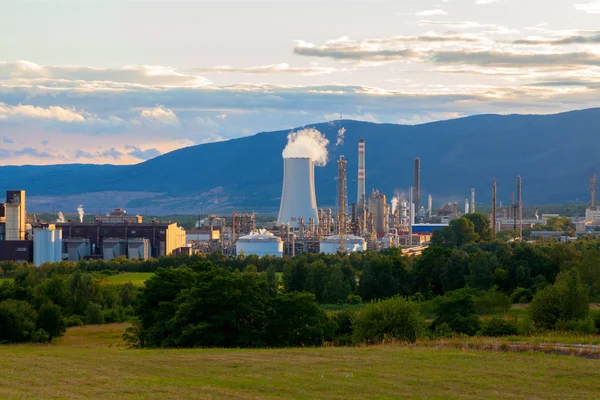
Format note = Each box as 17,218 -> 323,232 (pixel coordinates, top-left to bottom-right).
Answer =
336,127 -> 346,146
77,205 -> 84,223
282,128 -> 329,166
56,212 -> 65,223
391,197 -> 399,214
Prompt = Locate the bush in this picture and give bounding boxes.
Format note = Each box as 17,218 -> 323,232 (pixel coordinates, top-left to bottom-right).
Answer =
85,302 -> 105,325
331,309 -> 356,346
351,296 -> 425,344
0,299 -> 37,343
65,315 -> 84,328
474,286 -> 511,315
480,317 -> 518,337
591,310 -> 600,332
431,289 -> 481,336
103,307 -> 124,323
36,302 -> 66,340
555,317 -> 597,334
346,294 -> 362,305
530,269 -> 589,330
510,287 -> 533,304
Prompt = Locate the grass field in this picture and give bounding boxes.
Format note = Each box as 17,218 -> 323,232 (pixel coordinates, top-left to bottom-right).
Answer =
1,324 -> 600,399
102,272 -> 154,286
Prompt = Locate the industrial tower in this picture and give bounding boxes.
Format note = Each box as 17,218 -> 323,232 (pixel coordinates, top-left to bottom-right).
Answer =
414,158 -> 420,221
591,174 -> 597,211
337,156 -> 347,251
357,140 -> 366,206
492,178 -> 497,240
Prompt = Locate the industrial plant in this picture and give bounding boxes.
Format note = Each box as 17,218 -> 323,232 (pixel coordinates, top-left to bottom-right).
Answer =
1,127 -> 600,264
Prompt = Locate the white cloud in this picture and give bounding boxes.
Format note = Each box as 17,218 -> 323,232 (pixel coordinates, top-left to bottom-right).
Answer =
138,107 -> 179,126
475,0 -> 500,4
191,63 -> 339,76
415,9 -> 448,16
0,103 -> 86,122
575,1 -> 600,13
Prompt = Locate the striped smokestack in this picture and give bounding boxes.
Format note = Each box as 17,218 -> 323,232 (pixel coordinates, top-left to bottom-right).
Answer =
357,139 -> 366,206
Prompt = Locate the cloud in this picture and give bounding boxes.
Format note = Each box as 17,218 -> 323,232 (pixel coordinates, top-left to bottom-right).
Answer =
575,1 -> 600,13
74,149 -> 94,160
294,39 -> 419,62
475,0 -> 500,4
2,137 -> 13,143
429,50 -> 600,67
100,148 -> 123,160
513,33 -> 600,45
137,107 -> 179,127
124,145 -> 161,160
191,63 -> 339,76
0,102 -> 86,122
13,147 -> 51,158
415,9 -> 447,16
0,61 -> 211,88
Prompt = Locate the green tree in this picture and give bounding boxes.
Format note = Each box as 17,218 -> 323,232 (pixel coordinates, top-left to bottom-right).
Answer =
36,302 -> 66,340
324,265 -> 351,304
267,292 -> 334,347
529,268 -> 589,330
431,218 -> 478,248
352,296 -> 425,344
430,289 -> 481,336
0,299 -> 37,343
464,213 -> 492,242
468,251 -> 498,291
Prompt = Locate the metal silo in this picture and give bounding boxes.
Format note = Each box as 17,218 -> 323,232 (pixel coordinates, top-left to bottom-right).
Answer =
277,157 -> 319,228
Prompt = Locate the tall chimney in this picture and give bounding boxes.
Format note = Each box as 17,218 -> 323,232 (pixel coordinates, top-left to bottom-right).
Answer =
517,176 -> 523,241
277,157 -> 319,228
509,192 -> 514,221
337,156 -> 347,250
428,194 -> 432,219
492,178 -> 497,240
357,140 -> 366,206
470,188 -> 476,214
409,186 -> 414,246
414,158 -> 421,221
465,199 -> 470,215
591,174 -> 597,211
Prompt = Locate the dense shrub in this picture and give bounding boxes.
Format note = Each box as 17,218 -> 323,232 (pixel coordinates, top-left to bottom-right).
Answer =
510,287 -> 533,304
0,300 -> 37,343
430,289 -> 481,336
473,286 -> 511,315
351,297 -> 425,344
36,302 -> 66,340
530,269 -> 589,330
480,317 -> 518,337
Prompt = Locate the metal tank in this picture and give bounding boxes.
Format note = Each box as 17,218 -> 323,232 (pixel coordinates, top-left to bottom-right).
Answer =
277,157 -> 319,228
320,234 -> 366,254
236,232 -> 284,257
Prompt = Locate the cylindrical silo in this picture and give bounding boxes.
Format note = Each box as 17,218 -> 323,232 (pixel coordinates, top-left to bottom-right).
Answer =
277,157 -> 319,228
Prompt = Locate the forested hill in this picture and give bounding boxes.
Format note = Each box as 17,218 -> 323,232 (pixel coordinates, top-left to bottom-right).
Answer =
1,108 -> 599,213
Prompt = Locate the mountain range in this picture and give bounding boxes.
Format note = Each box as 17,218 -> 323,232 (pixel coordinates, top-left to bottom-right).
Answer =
1,108 -> 599,215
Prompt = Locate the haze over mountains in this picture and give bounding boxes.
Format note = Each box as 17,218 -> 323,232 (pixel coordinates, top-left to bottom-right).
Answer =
1,108 -> 598,215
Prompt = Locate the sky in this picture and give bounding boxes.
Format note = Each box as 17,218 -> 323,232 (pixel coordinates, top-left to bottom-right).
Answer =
1,0 -> 599,165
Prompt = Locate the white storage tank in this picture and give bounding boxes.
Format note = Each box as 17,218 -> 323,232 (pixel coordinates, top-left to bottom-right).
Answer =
33,225 -> 63,266
320,235 -> 366,254
236,231 -> 283,257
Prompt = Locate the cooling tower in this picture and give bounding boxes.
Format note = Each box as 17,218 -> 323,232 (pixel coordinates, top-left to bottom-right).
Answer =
277,157 -> 319,228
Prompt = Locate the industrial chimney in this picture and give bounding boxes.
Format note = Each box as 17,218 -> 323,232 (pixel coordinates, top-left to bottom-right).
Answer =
470,189 -> 476,214
414,158 -> 421,217
277,157 -> 319,228
357,140 -> 366,206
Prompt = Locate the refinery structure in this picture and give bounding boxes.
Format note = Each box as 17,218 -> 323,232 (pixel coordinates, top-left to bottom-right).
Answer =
1,127 -> 600,264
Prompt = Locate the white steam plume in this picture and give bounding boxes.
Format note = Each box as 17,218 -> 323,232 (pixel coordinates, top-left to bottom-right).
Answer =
336,127 -> 346,146
56,212 -> 65,223
77,205 -> 84,223
391,197 -> 399,214
282,128 -> 329,166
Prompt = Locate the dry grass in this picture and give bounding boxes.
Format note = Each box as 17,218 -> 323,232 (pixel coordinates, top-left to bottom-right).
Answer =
1,324 -> 600,399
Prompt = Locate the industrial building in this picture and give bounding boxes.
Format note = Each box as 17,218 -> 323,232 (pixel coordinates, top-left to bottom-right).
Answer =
56,219 -> 186,260
0,190 -> 33,262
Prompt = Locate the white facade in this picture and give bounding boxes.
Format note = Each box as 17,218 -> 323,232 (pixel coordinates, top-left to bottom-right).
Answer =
33,226 -> 63,266
277,157 -> 319,228
320,235 -> 366,254
236,233 -> 283,257
586,208 -> 600,224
